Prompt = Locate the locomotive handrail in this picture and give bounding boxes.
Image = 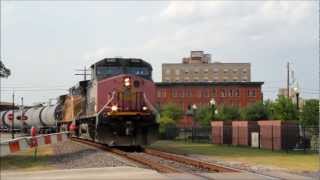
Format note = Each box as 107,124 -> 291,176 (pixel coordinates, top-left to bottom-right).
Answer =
142,93 -> 160,122
97,91 -> 116,115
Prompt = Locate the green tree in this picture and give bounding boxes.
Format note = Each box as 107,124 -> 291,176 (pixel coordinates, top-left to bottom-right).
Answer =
159,103 -> 183,133
194,106 -> 213,126
241,101 -> 270,121
300,99 -> 319,127
216,106 -> 240,121
273,96 -> 298,121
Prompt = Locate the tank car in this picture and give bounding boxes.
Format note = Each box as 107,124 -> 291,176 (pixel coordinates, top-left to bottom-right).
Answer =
62,58 -> 159,146
0,104 -> 59,133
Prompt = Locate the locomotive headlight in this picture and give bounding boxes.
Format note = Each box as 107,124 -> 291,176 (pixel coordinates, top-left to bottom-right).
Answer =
124,77 -> 131,87
142,106 -> 148,111
111,105 -> 118,112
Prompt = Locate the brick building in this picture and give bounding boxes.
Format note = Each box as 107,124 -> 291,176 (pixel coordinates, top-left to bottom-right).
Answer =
156,82 -> 264,112
162,51 -> 251,83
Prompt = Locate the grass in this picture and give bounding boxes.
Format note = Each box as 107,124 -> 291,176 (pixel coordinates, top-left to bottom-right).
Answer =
0,145 -> 55,171
149,140 -> 319,172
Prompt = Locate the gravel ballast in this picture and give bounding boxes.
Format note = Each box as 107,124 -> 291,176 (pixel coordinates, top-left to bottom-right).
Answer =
49,140 -> 135,169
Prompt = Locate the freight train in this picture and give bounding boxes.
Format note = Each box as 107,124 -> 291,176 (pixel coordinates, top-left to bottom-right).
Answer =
1,58 -> 159,146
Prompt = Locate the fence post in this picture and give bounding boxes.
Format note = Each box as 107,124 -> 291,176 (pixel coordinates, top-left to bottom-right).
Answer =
271,125 -> 274,151
303,127 -> 306,154
258,126 -> 261,149
285,124 -> 288,153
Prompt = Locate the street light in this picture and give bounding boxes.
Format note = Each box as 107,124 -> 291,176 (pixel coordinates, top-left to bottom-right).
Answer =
293,84 -> 300,111
191,104 -> 197,142
210,98 -> 217,120
210,98 -> 216,106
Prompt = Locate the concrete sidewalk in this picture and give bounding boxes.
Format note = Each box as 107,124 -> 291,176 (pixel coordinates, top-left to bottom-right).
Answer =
2,166 -> 313,180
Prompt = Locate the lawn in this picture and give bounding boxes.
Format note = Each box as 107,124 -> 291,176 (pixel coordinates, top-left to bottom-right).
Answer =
0,145 -> 55,171
149,140 -> 319,172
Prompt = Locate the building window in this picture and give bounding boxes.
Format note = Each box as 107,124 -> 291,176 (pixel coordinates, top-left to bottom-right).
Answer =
194,68 -> 199,73
243,69 -> 247,73
252,90 -> 256,96
161,90 -> 166,97
185,69 -> 189,73
224,69 -> 228,73
228,89 -> 233,97
165,69 -> 171,75
202,89 -> 209,97
213,68 -> 219,73
204,69 -> 208,73
157,90 -> 161,98
221,89 -> 226,97
235,89 -> 240,96
242,76 -> 248,82
178,90 -> 184,97
172,89 -> 178,97
233,69 -> 238,73
175,69 -> 180,75
248,90 -> 256,97
211,88 -> 216,97
185,89 -> 192,97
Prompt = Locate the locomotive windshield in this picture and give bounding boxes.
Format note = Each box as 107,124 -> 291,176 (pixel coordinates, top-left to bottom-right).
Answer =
127,67 -> 149,76
93,58 -> 153,80
97,66 -> 123,76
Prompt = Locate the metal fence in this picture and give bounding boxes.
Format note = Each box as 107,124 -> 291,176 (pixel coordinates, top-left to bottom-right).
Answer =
161,126 -> 212,143
161,125 -> 319,153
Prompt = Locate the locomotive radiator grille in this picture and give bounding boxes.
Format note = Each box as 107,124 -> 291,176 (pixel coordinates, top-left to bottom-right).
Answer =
115,91 -> 144,112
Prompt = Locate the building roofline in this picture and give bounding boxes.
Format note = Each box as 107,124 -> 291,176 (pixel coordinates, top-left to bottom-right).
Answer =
162,62 -> 251,65
155,81 -> 264,86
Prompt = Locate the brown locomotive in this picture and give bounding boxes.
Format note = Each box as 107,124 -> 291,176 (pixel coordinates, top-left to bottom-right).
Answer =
59,58 -> 159,146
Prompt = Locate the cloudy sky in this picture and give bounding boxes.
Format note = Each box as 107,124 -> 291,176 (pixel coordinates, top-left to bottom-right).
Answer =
1,1 -> 319,105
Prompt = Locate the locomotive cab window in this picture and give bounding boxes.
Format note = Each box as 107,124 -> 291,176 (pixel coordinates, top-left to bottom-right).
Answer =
96,66 -> 123,77
127,67 -> 149,76
93,58 -> 153,80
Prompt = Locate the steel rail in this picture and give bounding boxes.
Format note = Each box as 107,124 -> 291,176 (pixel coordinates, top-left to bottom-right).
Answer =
144,148 -> 239,173
70,137 -> 181,173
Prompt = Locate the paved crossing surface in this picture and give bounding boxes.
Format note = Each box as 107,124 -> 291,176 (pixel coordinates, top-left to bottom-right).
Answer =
1,166 -> 314,180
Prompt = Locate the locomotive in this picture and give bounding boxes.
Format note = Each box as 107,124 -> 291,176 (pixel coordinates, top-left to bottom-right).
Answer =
63,58 -> 159,146
1,58 -> 159,146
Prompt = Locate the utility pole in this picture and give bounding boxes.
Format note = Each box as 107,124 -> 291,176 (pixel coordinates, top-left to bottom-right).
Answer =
287,62 -> 290,98
21,97 -> 26,133
11,92 -> 15,139
75,66 -> 90,81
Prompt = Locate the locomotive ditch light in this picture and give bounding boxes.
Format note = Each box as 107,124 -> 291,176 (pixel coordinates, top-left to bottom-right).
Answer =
111,105 -> 118,112
142,106 -> 148,111
124,77 -> 131,87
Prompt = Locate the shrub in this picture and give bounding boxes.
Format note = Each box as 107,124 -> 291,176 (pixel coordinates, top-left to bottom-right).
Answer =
241,101 -> 270,121
300,99 -> 319,127
272,96 -> 299,121
216,106 -> 240,121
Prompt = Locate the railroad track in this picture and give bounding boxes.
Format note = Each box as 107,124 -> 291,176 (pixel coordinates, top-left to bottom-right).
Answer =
70,137 -> 240,179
